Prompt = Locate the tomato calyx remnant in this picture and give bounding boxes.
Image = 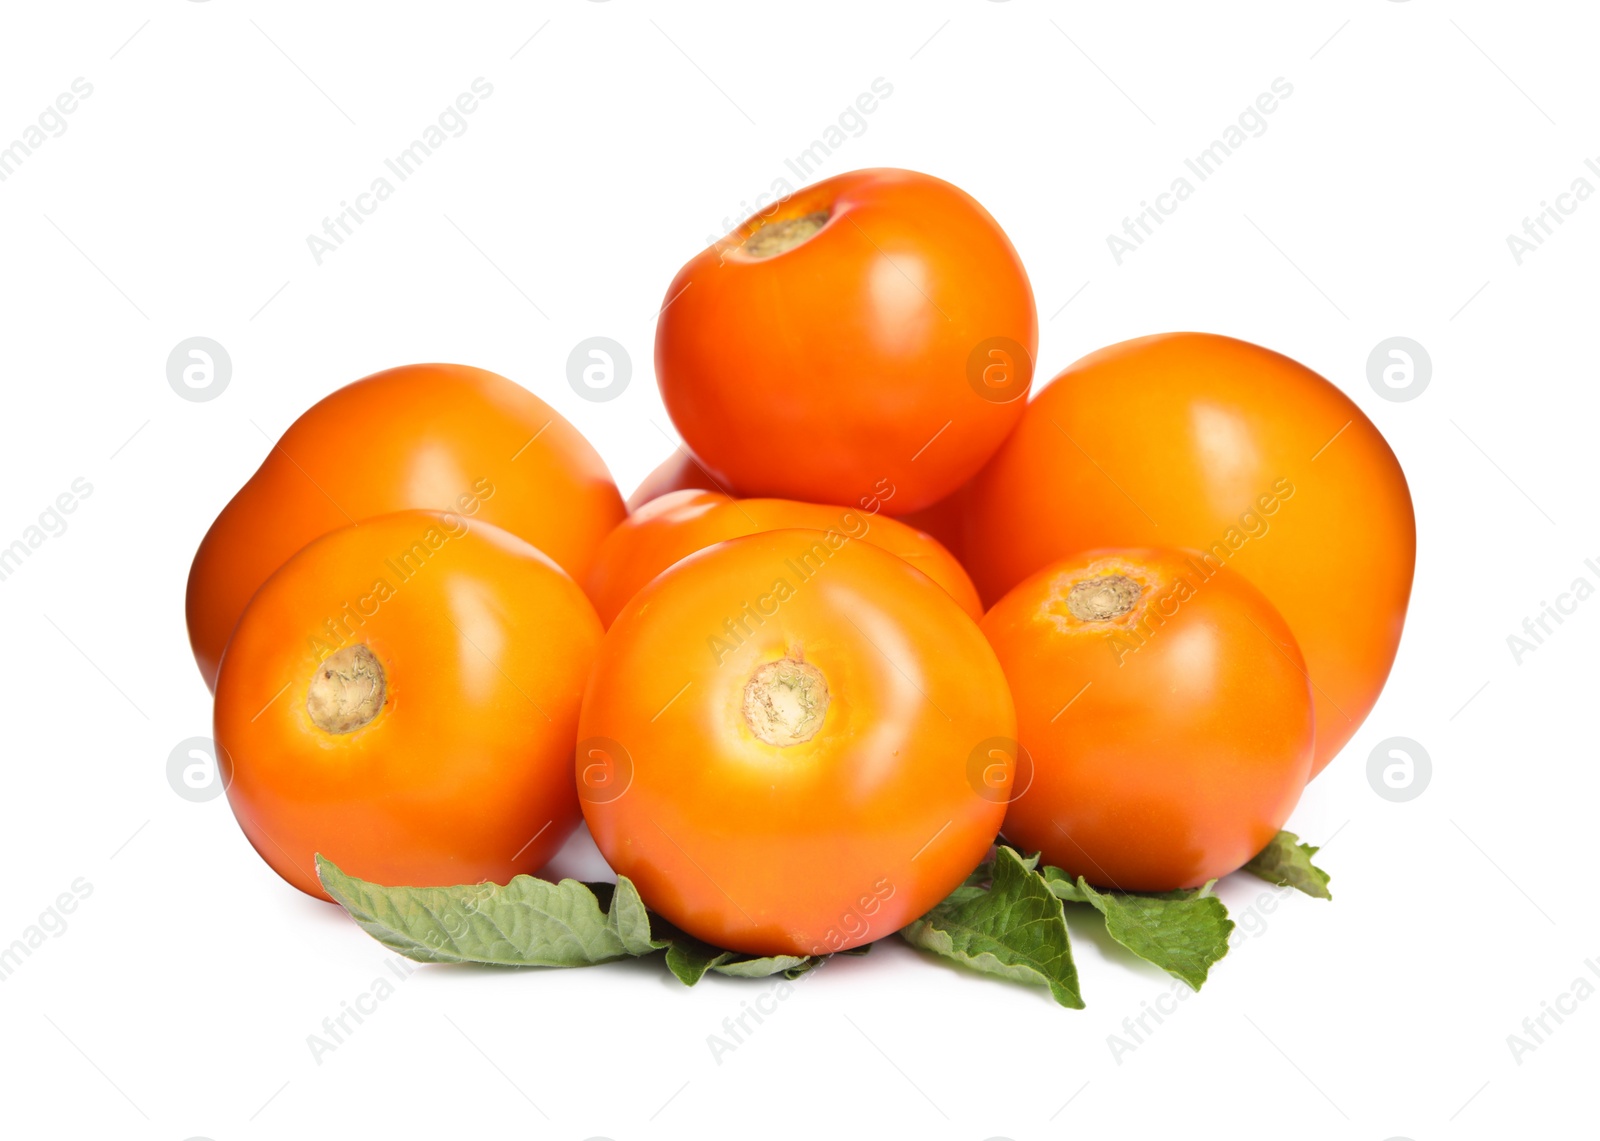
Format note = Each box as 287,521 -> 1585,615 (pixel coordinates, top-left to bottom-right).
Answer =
1065,574 -> 1142,622
307,643 -> 386,734
742,657 -> 829,746
741,211 -> 830,259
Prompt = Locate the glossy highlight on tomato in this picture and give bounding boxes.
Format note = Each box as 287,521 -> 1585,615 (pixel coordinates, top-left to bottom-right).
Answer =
656,168 -> 1037,515
186,363 -> 623,691
982,548 -> 1314,891
585,488 -> 982,626
578,528 -> 1015,956
213,510 -> 603,901
964,333 -> 1415,775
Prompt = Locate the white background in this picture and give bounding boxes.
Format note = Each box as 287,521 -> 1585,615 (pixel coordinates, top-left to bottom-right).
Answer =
0,2 -> 1594,1138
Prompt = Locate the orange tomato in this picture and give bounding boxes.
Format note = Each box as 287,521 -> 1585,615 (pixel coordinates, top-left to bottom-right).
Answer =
578,528 -> 1015,956
585,488 -> 982,627
982,549 -> 1314,891
964,334 -> 1415,776
187,364 -> 623,691
213,511 -> 603,901
894,484 -> 969,565
625,450 -> 718,512
656,168 -> 1037,515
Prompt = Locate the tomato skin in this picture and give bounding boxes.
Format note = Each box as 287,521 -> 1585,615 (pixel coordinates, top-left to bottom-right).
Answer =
964,333 -> 1415,776
894,483 -> 969,564
585,488 -> 982,627
656,168 -> 1037,515
579,528 -> 1014,956
187,364 -> 623,691
624,451 -> 970,563
982,549 -> 1314,892
213,511 -> 603,901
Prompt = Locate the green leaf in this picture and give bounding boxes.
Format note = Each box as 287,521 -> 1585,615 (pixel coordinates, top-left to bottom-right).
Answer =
978,845 -> 1040,879
319,858 -> 860,986
663,934 -> 734,985
604,878 -> 663,957
710,954 -> 813,978
1037,865 -> 1089,904
316,855 -> 665,967
664,937 -> 823,983
1058,876 -> 1232,990
780,956 -> 828,978
900,846 -> 1083,1009
1243,831 -> 1332,900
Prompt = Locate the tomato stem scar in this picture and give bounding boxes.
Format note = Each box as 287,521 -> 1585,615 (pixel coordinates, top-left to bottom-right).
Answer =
742,657 -> 829,746
1066,575 -> 1142,622
306,643 -> 386,734
741,210 -> 830,259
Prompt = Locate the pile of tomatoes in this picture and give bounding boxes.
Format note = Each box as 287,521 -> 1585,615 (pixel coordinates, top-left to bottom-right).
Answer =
187,168 -> 1414,960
